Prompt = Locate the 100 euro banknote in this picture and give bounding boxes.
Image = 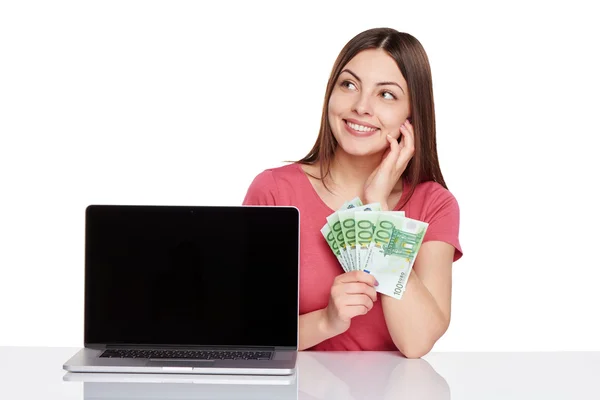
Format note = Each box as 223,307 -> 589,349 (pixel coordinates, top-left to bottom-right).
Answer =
321,197 -> 363,271
321,223 -> 346,269
338,203 -> 382,271
354,210 -> 404,271
363,213 -> 428,299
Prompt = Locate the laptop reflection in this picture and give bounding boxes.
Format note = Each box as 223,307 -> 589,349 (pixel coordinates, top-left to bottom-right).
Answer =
63,371 -> 298,400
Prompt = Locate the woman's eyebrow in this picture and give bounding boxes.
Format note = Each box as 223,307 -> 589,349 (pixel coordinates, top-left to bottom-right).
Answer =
340,68 -> 405,94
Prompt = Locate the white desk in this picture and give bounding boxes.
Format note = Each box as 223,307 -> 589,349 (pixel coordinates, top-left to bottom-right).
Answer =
1,347 -> 599,399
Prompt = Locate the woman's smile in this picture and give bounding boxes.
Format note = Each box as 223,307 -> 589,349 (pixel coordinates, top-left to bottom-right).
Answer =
343,118 -> 380,138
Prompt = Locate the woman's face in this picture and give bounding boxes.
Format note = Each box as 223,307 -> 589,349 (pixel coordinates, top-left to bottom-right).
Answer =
328,48 -> 411,157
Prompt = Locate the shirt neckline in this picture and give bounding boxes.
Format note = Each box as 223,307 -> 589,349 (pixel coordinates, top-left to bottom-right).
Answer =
293,162 -> 408,213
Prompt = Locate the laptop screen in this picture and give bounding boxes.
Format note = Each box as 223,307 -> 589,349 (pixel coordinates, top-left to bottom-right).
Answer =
84,205 -> 299,349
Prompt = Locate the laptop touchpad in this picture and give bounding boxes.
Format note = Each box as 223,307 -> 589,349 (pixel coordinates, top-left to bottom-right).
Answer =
146,360 -> 215,367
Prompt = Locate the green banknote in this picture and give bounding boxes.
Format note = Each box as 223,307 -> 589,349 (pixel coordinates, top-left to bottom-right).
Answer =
322,197 -> 365,272
338,203 -> 381,271
341,197 -> 363,210
320,223 -> 346,269
320,196 -> 428,282
354,210 -> 405,271
325,212 -> 350,272
363,213 -> 428,299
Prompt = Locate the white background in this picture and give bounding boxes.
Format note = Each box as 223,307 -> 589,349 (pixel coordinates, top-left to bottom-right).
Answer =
1,0 -> 599,351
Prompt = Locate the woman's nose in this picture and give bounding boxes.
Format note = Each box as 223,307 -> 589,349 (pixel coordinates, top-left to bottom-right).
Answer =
352,93 -> 373,115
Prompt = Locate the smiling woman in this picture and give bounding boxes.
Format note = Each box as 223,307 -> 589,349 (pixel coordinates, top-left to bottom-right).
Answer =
328,49 -> 410,155
242,28 -> 463,358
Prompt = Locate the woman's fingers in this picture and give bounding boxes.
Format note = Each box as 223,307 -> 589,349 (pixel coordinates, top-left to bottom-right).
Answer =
397,120 -> 415,170
386,134 -> 400,154
335,270 -> 378,287
343,282 -> 378,302
403,119 -> 415,150
385,134 -> 401,168
333,271 -> 378,303
342,294 -> 374,312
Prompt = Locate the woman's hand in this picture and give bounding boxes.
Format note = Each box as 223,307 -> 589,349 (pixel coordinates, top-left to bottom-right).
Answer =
323,270 -> 379,336
363,119 -> 415,208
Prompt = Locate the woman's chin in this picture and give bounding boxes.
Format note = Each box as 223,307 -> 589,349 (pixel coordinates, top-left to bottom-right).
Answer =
338,143 -> 386,158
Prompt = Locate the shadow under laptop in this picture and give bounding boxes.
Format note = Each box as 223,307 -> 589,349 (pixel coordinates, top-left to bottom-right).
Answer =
63,370 -> 298,399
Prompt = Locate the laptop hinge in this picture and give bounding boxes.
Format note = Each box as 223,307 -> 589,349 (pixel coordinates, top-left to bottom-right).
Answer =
102,344 -> 277,351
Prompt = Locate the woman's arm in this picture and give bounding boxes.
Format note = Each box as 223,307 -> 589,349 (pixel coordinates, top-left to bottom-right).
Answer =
298,309 -> 337,350
381,240 -> 454,358
298,271 -> 379,350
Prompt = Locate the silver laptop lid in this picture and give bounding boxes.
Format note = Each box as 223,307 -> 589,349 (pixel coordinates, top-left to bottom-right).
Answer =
83,205 -> 299,350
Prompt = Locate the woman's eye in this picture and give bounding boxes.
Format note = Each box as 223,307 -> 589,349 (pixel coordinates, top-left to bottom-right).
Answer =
342,81 -> 357,90
382,91 -> 396,100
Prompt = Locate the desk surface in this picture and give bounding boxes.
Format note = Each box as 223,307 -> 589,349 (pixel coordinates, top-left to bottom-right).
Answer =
1,347 -> 599,399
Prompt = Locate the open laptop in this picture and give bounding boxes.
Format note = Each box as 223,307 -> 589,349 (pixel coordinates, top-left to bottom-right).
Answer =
63,204 -> 299,375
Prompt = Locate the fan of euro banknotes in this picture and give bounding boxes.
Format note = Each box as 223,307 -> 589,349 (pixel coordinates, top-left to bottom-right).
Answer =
321,197 -> 428,300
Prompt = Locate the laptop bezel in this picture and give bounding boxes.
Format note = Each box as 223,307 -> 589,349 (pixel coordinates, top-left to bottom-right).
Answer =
82,204 -> 300,352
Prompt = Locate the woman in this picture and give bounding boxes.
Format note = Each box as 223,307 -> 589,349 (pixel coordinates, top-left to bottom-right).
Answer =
243,27 -> 463,358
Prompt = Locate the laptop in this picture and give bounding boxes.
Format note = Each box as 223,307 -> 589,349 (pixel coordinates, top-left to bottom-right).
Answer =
63,204 -> 299,375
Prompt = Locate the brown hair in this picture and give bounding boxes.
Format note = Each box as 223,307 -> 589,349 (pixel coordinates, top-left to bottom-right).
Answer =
296,27 -> 447,209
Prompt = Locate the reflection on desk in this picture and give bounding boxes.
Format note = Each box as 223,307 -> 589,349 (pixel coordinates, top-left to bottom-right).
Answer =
66,371 -> 298,400
297,351 -> 448,400
1,347 -> 600,399
62,351 -> 447,400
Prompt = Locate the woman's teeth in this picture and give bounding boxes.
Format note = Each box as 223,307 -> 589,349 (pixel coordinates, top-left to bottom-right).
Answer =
347,121 -> 377,132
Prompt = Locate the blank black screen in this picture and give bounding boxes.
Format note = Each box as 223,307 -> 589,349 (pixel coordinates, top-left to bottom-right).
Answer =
84,205 -> 299,348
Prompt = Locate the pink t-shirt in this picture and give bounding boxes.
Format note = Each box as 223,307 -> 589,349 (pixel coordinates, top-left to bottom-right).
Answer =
242,163 -> 463,351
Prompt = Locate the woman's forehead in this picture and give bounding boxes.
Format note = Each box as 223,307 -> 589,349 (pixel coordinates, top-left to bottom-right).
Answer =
342,49 -> 405,82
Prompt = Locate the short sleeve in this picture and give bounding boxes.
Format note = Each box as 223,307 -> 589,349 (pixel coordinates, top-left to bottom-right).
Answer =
422,191 -> 463,262
242,169 -> 279,206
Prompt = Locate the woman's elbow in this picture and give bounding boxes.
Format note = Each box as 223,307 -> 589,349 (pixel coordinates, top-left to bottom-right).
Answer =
398,342 -> 433,359
395,316 -> 450,358
396,327 -> 445,358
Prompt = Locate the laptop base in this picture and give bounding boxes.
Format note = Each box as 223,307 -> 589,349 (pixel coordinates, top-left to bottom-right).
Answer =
64,348 -> 297,376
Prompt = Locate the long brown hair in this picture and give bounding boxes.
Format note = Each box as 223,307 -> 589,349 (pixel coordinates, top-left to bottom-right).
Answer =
296,27 -> 447,209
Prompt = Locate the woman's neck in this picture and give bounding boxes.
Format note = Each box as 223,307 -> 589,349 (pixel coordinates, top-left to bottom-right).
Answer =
324,149 -> 382,193
319,148 -> 403,201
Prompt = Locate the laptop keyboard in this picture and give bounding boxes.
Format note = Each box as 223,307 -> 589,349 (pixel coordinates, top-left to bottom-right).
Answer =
100,349 -> 272,360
